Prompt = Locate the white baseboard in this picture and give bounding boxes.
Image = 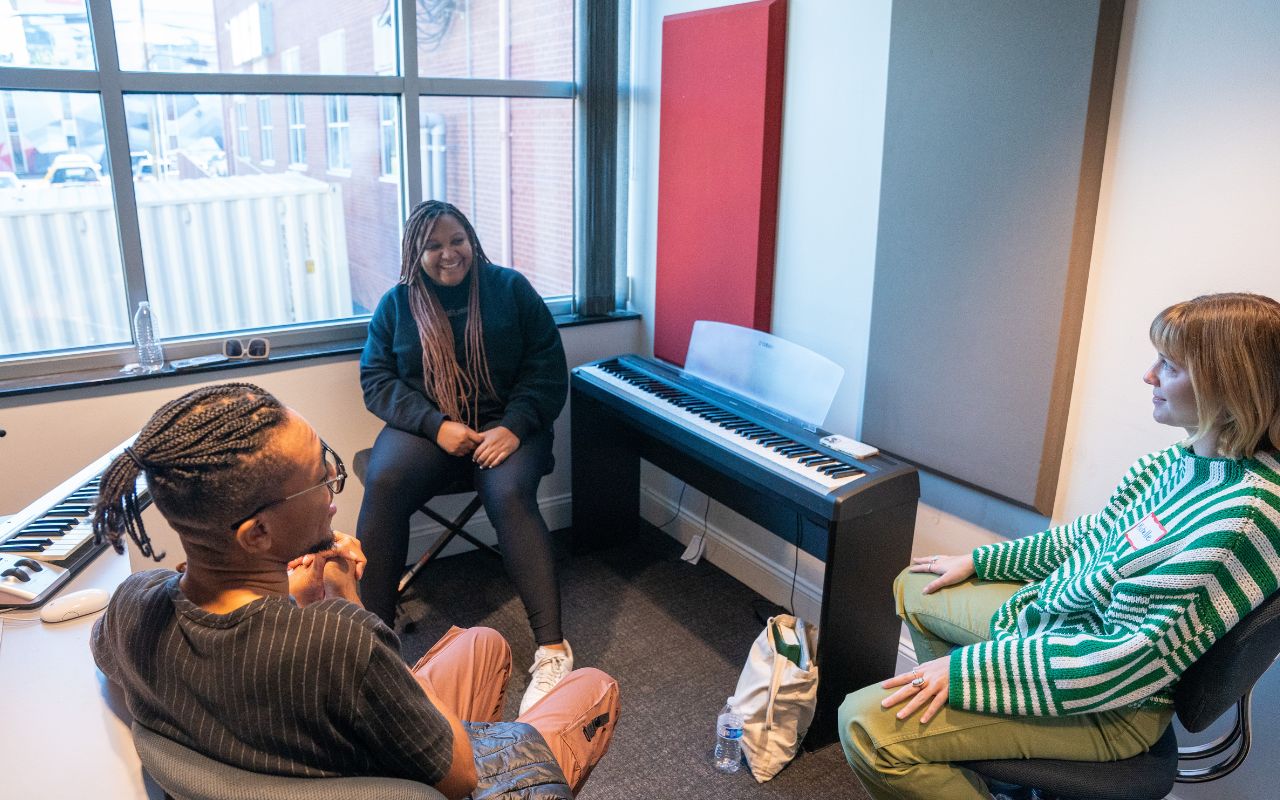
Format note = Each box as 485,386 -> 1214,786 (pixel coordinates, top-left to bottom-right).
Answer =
639,484 -> 827,624
403,491 -> 572,560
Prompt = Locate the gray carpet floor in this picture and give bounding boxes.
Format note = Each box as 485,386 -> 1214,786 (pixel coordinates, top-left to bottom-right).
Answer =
393,526 -> 872,800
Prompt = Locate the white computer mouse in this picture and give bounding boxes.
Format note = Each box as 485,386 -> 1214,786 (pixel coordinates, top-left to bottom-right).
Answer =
40,588 -> 111,624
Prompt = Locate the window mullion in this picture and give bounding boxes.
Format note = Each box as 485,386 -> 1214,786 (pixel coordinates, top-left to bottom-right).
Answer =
400,0 -> 423,211
0,68 -> 99,92
416,78 -> 574,98
88,0 -> 151,346
576,0 -> 619,315
116,72 -> 406,95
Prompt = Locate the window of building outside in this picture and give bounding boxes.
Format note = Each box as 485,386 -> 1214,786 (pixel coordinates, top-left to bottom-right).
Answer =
286,95 -> 306,166
0,0 -> 583,375
324,96 -> 351,173
258,96 -> 274,164
281,45 -> 306,167
378,96 -> 397,178
233,97 -> 250,159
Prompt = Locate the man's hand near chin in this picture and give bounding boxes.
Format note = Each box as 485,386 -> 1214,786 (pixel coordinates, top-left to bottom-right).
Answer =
320,555 -> 362,605
288,530 -> 366,607
288,555 -> 327,607
289,531 -> 366,577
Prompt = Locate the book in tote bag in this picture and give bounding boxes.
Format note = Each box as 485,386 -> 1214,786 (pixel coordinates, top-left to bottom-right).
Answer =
728,614 -> 819,782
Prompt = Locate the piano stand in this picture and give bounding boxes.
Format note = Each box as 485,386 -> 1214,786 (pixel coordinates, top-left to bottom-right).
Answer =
571,386 -> 918,749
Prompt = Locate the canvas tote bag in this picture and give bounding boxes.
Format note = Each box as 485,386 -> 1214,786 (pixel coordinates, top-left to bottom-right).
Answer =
728,614 -> 819,782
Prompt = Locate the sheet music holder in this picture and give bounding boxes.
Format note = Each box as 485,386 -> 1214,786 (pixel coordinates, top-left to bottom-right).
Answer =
683,320 -> 844,430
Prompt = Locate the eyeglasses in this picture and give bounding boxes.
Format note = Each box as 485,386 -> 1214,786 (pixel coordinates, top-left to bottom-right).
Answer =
228,441 -> 347,530
223,337 -> 270,360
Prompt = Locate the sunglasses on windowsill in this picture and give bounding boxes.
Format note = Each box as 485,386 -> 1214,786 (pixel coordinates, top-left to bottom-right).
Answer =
223,337 -> 270,359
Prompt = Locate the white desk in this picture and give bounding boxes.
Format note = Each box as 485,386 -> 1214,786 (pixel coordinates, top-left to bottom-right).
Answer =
0,546 -> 162,799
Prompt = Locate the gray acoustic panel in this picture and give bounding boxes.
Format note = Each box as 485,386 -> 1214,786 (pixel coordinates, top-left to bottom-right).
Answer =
863,0 -> 1123,512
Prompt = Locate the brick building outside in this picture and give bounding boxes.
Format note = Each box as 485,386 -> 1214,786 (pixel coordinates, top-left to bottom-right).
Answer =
211,0 -> 574,314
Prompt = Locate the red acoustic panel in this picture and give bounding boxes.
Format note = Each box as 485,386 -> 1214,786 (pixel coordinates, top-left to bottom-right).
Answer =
654,0 -> 788,366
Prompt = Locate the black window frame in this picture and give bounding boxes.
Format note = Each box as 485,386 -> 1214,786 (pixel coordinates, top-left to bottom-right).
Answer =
0,0 -> 622,386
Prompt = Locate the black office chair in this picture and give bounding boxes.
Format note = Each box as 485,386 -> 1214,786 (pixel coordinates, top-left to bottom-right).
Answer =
963,588 -> 1280,800
351,448 -> 499,597
132,722 -> 444,800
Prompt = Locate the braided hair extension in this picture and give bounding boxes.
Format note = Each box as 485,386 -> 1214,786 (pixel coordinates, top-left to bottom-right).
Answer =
397,200 -> 498,427
92,382 -> 287,561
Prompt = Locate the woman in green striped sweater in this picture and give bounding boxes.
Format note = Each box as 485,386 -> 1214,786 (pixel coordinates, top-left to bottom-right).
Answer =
839,292 -> 1280,800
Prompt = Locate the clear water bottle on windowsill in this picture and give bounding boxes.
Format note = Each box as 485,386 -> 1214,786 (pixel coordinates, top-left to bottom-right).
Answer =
133,301 -> 165,373
713,698 -> 743,773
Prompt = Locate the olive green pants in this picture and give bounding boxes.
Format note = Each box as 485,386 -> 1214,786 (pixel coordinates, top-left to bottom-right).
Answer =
837,569 -> 1172,800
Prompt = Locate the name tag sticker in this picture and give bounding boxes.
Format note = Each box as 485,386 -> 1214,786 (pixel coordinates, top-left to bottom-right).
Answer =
1124,513 -> 1168,550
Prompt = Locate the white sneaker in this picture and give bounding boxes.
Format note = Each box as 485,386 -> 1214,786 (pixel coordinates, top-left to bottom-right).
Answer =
519,640 -> 574,715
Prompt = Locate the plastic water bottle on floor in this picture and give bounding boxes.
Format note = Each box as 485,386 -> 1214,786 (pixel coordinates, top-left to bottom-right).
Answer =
714,699 -> 743,773
133,301 -> 165,373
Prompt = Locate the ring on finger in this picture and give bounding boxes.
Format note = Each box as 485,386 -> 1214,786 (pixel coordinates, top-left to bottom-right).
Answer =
910,676 -> 925,688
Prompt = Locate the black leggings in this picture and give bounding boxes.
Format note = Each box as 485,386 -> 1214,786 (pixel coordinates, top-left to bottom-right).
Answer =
355,425 -> 562,644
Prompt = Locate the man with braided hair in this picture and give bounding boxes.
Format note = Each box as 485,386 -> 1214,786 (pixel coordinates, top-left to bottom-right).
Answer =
91,382 -> 619,800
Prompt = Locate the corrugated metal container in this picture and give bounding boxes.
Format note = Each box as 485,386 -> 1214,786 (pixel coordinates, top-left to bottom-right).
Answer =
136,174 -> 353,339
0,173 -> 353,358
0,184 -> 132,357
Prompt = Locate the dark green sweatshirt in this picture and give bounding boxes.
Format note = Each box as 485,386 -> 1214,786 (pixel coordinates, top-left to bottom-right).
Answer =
360,263 -> 568,441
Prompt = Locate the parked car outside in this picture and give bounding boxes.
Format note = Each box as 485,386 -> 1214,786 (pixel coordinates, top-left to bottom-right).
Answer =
44,154 -> 104,185
131,151 -> 156,180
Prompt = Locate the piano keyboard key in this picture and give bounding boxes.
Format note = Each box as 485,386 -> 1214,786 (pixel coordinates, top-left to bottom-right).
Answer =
1,439 -> 152,610
3,479 -> 99,563
579,361 -> 864,491
3,524 -> 94,561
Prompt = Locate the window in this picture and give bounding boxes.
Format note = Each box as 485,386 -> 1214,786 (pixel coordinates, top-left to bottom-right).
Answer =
280,47 -> 305,166
233,97 -> 250,159
419,96 -> 573,298
325,96 -> 350,173
258,96 -> 274,163
318,31 -> 349,174
1,0 -> 612,381
0,90 -> 130,357
286,96 -> 306,166
379,96 -> 398,178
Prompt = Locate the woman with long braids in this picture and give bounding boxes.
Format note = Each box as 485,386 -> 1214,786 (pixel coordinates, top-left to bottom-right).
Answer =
358,200 -> 571,713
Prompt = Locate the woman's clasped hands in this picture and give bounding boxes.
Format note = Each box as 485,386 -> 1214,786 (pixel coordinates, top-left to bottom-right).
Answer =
437,420 -> 484,457
473,425 -> 520,469
435,420 -> 521,469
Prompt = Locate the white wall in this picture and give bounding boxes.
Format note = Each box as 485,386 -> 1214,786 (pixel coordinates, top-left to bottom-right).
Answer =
1054,0 -> 1280,520
1051,4 -> 1280,795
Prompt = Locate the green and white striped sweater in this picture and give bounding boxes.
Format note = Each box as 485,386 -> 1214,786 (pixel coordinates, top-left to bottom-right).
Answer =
950,444 -> 1280,717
